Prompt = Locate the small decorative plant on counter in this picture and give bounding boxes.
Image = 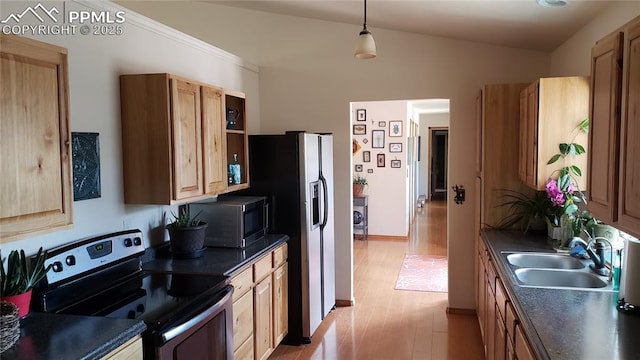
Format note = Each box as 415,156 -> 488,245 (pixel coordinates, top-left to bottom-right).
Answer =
353,175 -> 368,196
0,247 -> 52,317
167,207 -> 207,259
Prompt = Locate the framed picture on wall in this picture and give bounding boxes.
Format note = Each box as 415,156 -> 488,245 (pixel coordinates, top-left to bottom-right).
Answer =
363,151 -> 371,162
353,124 -> 367,135
378,121 -> 386,127
389,121 -> 403,137
372,130 -> 385,148
355,164 -> 363,172
367,169 -> 374,173
377,153 -> 385,167
391,159 -> 401,168
357,109 -> 366,121
389,143 -> 402,153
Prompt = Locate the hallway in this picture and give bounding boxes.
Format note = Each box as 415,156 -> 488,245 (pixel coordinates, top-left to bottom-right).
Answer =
269,200 -> 484,359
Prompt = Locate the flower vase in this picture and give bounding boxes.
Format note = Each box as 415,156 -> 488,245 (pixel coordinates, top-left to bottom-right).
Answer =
558,214 -> 574,248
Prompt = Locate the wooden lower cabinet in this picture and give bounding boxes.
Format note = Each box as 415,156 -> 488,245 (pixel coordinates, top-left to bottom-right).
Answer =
477,237 -> 538,360
273,263 -> 288,345
515,324 -> 536,360
101,336 -> 143,360
235,337 -> 255,360
254,275 -> 274,360
233,289 -> 254,355
230,243 -> 288,360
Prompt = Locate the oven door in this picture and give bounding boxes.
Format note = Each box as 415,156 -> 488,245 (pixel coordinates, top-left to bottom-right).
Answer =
154,285 -> 234,360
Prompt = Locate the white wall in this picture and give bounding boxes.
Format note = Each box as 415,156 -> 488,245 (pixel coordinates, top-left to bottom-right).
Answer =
351,100 -> 409,237
0,2 -> 259,256
418,113 -> 450,198
117,0 -> 552,308
550,2 -> 640,77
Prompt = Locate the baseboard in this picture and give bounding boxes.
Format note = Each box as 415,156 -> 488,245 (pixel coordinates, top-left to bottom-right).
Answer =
356,234 -> 408,241
335,299 -> 355,307
446,307 -> 477,315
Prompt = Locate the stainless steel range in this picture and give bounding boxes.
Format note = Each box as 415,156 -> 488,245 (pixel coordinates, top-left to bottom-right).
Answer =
31,230 -> 233,360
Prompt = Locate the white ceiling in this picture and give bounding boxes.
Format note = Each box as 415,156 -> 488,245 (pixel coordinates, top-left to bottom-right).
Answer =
212,0 -> 618,52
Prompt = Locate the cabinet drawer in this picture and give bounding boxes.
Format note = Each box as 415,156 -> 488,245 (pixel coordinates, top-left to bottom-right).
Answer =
233,290 -> 254,350
254,253 -> 273,282
232,266 -> 254,300
234,335 -> 254,360
273,243 -> 288,268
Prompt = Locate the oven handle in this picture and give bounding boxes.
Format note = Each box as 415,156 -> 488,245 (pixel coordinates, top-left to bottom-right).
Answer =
160,286 -> 233,343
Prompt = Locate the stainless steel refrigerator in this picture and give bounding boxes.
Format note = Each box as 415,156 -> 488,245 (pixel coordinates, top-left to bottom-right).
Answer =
236,131 -> 335,345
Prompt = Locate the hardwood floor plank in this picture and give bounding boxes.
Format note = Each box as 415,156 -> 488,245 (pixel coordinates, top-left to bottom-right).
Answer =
269,200 -> 483,359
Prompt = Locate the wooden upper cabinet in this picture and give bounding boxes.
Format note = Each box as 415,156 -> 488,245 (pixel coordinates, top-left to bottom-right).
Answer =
518,77 -> 590,191
202,86 -> 228,194
120,73 -> 241,204
587,31 -> 623,225
619,17 -> 640,237
225,90 -> 250,191
171,79 -> 204,200
0,35 -> 73,242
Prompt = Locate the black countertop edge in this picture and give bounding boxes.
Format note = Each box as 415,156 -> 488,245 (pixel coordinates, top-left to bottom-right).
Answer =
480,229 -> 552,360
142,234 -> 289,277
82,319 -> 147,359
2,312 -> 146,360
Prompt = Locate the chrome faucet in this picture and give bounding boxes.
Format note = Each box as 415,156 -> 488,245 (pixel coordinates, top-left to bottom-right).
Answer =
567,236 -> 614,280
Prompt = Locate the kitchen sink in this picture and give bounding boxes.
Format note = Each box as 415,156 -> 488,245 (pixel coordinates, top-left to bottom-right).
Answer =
504,252 -> 585,269
513,268 -> 608,289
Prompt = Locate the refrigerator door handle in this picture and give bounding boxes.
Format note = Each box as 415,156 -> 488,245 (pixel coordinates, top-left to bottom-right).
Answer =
319,173 -> 329,229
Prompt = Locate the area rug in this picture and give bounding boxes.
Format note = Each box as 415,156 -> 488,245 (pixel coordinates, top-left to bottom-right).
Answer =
395,255 -> 448,293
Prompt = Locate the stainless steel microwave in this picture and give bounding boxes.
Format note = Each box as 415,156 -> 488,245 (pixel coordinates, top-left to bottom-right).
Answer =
190,196 -> 268,248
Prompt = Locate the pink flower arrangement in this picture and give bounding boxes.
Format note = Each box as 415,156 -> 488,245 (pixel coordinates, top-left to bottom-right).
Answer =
545,174 -> 581,226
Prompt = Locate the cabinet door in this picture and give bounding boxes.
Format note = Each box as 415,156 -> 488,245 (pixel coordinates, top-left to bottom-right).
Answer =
588,31 -> 624,224
273,263 -> 288,346
201,86 -> 228,194
0,35 -> 72,242
233,290 -> 254,352
476,240 -> 486,341
485,276 -> 496,360
515,324 -> 536,360
171,79 -> 203,200
619,18 -> 640,237
254,275 -> 274,360
495,311 -> 507,360
476,90 -> 483,176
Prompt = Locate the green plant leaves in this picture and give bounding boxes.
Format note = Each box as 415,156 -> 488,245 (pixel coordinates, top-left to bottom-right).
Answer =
1,247 -> 51,296
547,154 -> 561,165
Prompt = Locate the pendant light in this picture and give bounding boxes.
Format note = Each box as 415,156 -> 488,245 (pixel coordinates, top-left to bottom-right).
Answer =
354,0 -> 376,59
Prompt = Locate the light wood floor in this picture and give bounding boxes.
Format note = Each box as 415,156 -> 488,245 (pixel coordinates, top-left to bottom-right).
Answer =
269,200 -> 484,360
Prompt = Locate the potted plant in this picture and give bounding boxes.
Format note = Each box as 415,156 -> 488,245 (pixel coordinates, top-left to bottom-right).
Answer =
494,189 -> 550,233
353,175 -> 368,196
1,247 -> 52,317
167,207 -> 207,258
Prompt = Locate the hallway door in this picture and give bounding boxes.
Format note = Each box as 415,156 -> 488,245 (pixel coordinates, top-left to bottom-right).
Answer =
429,128 -> 448,201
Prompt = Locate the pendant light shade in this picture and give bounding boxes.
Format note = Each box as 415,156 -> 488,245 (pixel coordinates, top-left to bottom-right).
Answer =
354,0 -> 376,59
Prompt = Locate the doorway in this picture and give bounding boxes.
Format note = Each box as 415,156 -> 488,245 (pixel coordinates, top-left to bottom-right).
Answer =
429,127 -> 448,201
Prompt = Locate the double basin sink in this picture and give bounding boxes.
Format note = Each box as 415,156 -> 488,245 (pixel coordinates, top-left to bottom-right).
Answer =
502,252 -> 613,291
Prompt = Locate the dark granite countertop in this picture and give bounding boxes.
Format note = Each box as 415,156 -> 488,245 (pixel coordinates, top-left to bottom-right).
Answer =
1,312 -> 146,360
142,234 -> 289,276
482,229 -> 640,360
